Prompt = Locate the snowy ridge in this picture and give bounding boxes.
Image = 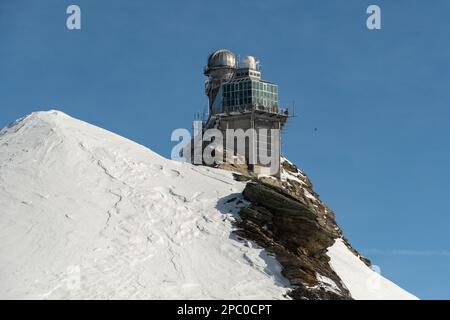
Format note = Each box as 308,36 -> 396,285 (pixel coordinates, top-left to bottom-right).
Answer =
327,239 -> 418,300
0,111 -> 289,299
0,110 -> 417,300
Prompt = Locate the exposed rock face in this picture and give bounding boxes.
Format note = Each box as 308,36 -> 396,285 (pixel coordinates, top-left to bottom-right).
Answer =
199,153 -> 372,299
235,181 -> 351,299
228,158 -> 371,299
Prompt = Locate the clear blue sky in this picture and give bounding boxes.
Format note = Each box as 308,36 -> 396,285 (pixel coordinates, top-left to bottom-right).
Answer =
1,0 -> 449,299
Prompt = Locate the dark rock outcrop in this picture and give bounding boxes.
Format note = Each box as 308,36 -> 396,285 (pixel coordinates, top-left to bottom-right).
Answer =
235,181 -> 352,300
214,157 -> 371,299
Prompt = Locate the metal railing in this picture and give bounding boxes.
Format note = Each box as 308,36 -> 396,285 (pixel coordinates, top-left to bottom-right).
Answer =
221,104 -> 289,116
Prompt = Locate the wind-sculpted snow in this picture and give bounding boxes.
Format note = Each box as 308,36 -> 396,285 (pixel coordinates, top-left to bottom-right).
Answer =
0,110 -> 417,300
0,111 -> 289,299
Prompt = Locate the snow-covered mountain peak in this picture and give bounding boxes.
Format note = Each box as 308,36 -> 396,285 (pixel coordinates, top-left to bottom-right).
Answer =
2,110 -> 71,135
0,111 -> 417,300
0,110 -> 291,299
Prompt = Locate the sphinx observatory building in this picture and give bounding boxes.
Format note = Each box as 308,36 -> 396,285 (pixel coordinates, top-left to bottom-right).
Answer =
199,49 -> 289,177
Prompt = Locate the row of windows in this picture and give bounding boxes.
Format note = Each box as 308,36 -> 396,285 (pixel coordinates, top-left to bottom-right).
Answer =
222,81 -> 278,94
216,80 -> 279,113
222,97 -> 278,108
223,90 -> 277,101
222,94 -> 278,106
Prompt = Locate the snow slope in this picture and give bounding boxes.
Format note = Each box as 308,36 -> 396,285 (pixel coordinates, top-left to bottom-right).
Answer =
327,239 -> 418,300
0,111 -> 289,299
0,110 -> 416,299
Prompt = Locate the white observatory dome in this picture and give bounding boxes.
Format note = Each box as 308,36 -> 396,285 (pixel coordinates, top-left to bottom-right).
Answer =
242,56 -> 257,70
207,49 -> 237,69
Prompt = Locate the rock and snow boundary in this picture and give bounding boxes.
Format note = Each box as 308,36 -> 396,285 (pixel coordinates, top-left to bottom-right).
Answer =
0,111 -> 416,300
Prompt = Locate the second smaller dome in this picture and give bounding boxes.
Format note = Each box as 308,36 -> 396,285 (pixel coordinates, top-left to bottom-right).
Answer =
242,56 -> 257,70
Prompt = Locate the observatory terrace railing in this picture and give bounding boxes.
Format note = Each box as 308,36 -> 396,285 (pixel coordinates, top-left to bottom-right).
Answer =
220,104 -> 289,117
